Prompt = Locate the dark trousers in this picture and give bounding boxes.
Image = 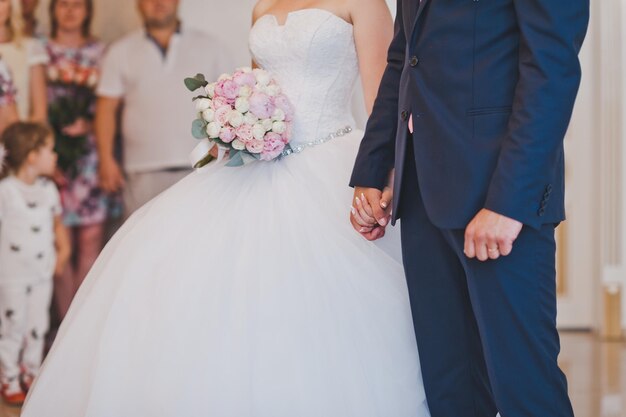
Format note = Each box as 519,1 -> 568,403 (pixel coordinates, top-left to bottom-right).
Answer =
398,140 -> 574,417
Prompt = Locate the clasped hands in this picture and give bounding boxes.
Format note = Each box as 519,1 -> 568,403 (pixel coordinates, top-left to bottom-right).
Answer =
350,174 -> 523,260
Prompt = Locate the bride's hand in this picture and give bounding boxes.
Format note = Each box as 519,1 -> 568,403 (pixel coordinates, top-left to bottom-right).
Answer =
354,170 -> 394,227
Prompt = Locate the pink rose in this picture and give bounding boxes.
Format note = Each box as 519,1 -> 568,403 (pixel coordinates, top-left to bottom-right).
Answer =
248,92 -> 275,119
219,126 -> 237,143
246,139 -> 264,154
233,71 -> 256,87
260,132 -> 285,161
236,124 -> 254,142
274,94 -> 295,121
214,106 -> 231,127
211,96 -> 229,110
215,79 -> 240,100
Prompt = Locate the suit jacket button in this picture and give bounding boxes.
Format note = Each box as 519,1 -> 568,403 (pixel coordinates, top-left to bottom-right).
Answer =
409,56 -> 419,67
401,110 -> 409,121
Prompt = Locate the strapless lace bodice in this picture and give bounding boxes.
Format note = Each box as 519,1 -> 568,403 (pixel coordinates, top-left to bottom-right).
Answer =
249,9 -> 358,145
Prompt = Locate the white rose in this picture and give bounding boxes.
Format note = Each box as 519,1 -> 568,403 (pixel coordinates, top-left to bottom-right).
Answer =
254,69 -> 271,86
228,110 -> 244,128
205,122 -> 221,138
232,139 -> 246,150
244,113 -> 258,126
195,98 -> 212,112
238,85 -> 252,98
252,123 -> 266,140
263,84 -> 281,97
272,121 -> 287,134
235,97 -> 250,113
261,118 -> 273,132
272,108 -> 285,122
202,109 -> 215,122
218,73 -> 230,81
205,83 -> 216,98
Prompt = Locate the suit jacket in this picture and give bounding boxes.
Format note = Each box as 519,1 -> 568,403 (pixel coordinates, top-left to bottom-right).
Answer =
350,0 -> 589,230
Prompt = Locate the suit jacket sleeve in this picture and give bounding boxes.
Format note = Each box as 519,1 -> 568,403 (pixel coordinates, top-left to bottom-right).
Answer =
349,0 -> 406,190
484,0 -> 589,228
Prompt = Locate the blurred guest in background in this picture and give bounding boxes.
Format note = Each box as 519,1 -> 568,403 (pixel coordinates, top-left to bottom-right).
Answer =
0,57 -> 18,131
96,0 -> 230,216
0,122 -> 70,406
0,0 -> 47,121
21,0 -> 41,38
44,0 -> 121,320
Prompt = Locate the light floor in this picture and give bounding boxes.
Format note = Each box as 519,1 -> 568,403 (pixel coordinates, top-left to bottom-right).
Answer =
1,332 -> 624,417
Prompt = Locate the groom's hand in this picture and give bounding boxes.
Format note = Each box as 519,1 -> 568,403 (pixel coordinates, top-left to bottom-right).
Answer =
464,209 -> 523,261
350,187 -> 392,241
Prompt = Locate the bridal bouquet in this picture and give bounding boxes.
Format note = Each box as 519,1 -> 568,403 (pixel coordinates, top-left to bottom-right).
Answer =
185,67 -> 294,167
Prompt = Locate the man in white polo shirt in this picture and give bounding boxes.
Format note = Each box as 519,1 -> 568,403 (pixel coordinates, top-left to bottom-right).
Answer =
95,0 -> 230,216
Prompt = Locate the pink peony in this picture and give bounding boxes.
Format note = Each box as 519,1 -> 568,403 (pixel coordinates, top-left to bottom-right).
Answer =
214,106 -> 232,127
248,92 -> 275,119
246,139 -> 264,154
236,124 -> 254,142
260,132 -> 285,161
211,96 -> 229,110
215,79 -> 240,100
233,71 -> 256,87
281,124 -> 293,143
273,94 -> 295,121
219,126 -> 237,143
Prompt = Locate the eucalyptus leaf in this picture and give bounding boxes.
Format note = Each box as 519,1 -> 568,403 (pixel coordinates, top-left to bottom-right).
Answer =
184,73 -> 209,91
226,151 -> 244,167
191,119 -> 207,139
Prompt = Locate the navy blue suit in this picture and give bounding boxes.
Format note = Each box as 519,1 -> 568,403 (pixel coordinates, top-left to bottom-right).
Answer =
350,0 -> 589,416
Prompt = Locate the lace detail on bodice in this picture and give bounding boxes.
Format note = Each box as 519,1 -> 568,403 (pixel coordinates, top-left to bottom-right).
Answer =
249,9 -> 358,145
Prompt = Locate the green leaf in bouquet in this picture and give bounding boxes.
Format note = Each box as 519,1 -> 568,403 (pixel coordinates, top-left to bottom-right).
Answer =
191,119 -> 208,139
192,95 -> 208,101
242,153 -> 260,165
226,151 -> 244,167
184,73 -> 208,91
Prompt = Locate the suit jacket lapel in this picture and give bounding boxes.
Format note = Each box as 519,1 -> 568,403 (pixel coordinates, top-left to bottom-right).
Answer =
410,0 -> 430,38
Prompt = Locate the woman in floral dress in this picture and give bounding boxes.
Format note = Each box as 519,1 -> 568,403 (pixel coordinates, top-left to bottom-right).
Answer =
44,0 -> 120,320
0,56 -> 17,132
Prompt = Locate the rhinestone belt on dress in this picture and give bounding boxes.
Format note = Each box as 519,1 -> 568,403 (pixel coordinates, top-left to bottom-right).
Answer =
281,126 -> 353,157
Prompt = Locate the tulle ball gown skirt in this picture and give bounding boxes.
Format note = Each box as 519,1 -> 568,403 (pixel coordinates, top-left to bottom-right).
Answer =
22,131 -> 431,417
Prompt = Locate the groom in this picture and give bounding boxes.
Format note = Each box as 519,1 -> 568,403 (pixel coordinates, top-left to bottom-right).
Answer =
350,0 -> 589,416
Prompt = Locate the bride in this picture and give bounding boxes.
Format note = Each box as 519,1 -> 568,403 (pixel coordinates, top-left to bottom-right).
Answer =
22,0 -> 431,415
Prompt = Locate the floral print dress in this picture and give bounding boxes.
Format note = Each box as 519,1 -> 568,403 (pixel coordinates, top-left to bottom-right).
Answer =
0,58 -> 17,107
44,40 -> 121,227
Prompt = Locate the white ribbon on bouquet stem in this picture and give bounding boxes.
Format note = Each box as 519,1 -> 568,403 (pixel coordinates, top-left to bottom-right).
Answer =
189,138 -> 228,168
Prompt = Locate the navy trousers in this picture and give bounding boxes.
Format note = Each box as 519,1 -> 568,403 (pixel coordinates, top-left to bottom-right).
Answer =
398,140 -> 574,417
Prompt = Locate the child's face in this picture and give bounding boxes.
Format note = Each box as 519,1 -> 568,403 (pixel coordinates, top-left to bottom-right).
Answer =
31,136 -> 58,176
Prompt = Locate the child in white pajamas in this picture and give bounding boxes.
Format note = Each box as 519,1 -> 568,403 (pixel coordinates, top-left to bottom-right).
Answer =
0,122 -> 70,406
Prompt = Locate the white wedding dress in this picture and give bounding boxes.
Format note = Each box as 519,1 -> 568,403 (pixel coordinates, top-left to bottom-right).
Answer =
22,9 -> 430,417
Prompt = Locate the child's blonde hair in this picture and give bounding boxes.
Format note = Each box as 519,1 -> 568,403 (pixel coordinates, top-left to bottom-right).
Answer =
0,122 -> 52,178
